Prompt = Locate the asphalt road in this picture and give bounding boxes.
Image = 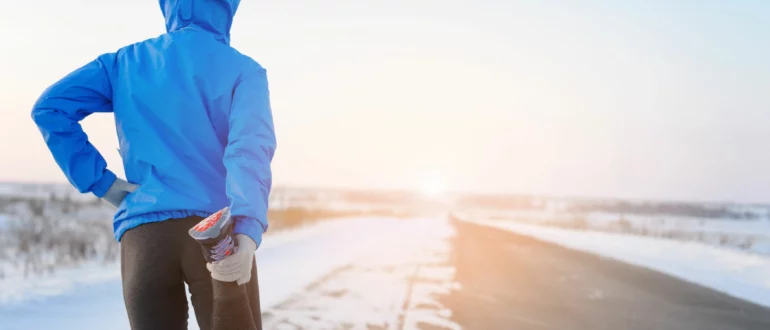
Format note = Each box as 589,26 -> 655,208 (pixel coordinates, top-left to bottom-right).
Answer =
441,220 -> 770,330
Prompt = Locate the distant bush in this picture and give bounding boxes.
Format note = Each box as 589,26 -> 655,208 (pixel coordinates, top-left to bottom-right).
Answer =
567,216 -> 589,230
607,218 -> 634,233
268,208 -> 354,231
267,206 -> 411,231
0,195 -> 116,277
0,194 -> 404,278
568,200 -> 770,220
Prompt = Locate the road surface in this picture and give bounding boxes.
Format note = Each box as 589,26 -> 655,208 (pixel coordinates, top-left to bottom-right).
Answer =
441,219 -> 770,330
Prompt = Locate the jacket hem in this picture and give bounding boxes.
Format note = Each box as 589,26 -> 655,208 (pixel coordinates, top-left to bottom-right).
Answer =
115,210 -> 214,242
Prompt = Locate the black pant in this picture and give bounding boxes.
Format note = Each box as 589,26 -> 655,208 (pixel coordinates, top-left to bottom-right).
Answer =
121,216 -> 261,330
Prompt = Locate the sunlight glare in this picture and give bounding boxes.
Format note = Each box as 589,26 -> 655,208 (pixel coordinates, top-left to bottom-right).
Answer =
420,173 -> 446,198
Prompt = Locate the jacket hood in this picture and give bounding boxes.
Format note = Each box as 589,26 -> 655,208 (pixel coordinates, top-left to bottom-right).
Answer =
159,0 -> 241,43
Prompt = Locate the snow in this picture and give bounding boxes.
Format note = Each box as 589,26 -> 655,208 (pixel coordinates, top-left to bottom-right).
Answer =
0,218 -> 363,306
0,199 -> 117,287
0,216 -> 460,330
469,218 -> 770,308
461,208 -> 770,256
582,212 -> 770,236
0,260 -> 119,306
263,216 -> 460,329
257,217 -> 404,310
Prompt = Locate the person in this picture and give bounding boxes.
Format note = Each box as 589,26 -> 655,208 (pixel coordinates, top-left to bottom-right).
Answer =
30,0 -> 275,329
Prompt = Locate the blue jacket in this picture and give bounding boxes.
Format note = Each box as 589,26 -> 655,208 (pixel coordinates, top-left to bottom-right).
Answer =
30,0 -> 275,247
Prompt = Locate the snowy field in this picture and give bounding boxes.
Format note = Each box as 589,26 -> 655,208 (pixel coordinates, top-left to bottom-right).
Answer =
0,182 -> 423,283
468,217 -> 770,309
0,216 -> 460,330
3,182 -> 769,329
464,208 -> 770,256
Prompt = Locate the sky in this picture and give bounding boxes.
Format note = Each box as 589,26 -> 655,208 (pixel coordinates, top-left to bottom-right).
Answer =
1,0 -> 769,203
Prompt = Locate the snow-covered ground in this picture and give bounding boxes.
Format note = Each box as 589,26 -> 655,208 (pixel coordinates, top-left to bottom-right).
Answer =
263,216 -> 459,330
582,213 -> 770,255
462,208 -> 770,256
468,218 -> 770,309
0,182 -> 425,286
0,216 -> 460,330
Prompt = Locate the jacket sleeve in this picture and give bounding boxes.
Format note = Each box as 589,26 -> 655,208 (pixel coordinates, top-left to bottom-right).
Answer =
225,67 -> 276,248
31,54 -> 117,198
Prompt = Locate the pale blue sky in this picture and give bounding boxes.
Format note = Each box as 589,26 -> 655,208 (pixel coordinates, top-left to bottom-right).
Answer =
1,0 -> 769,203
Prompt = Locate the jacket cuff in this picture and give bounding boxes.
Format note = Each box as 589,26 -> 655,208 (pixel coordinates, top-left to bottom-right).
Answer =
233,217 -> 265,249
91,169 -> 117,198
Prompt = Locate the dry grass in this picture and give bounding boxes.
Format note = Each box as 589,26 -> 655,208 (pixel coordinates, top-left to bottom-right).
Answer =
0,195 -> 402,278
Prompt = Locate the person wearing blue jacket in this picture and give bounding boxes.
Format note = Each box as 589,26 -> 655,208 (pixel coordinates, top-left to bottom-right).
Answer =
30,0 -> 274,329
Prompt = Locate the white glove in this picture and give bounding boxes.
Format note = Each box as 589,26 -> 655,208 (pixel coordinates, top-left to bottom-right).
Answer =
207,234 -> 257,285
102,177 -> 139,208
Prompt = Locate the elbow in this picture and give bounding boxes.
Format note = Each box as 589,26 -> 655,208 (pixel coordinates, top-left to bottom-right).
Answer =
30,98 -> 47,127
30,90 -> 53,126
227,134 -> 276,160
225,144 -> 275,165
30,106 -> 57,132
30,91 -> 66,130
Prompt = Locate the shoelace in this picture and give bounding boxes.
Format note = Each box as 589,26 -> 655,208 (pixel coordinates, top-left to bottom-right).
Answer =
209,234 -> 238,262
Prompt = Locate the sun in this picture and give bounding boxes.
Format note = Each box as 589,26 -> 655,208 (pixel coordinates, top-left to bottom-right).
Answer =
420,173 -> 446,198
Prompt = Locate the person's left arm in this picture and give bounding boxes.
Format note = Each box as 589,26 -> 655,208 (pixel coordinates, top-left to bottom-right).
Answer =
207,64 -> 276,286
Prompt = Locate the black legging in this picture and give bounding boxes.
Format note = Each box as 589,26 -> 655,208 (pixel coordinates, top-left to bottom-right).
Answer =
121,216 -> 261,330
212,267 -> 261,330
